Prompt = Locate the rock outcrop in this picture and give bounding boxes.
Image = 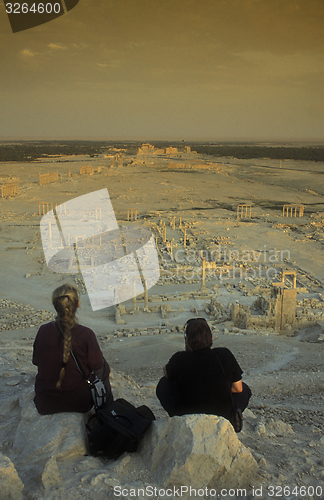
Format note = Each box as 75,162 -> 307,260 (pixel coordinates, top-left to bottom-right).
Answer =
12,390 -> 87,489
0,453 -> 24,500
136,414 -> 258,489
4,384 -> 259,498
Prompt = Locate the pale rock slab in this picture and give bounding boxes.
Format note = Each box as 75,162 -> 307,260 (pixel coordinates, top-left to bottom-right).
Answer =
41,456 -> 62,489
13,395 -> 87,464
12,390 -> 87,487
0,453 -> 24,500
137,414 -> 258,489
0,395 -> 20,417
267,419 -> 295,436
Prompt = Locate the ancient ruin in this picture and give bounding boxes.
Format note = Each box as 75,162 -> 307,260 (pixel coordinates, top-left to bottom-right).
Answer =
1,143 -> 324,500
38,201 -> 54,216
282,204 -> 304,217
1,182 -> 19,198
237,204 -> 252,218
127,209 -> 138,221
39,171 -> 58,185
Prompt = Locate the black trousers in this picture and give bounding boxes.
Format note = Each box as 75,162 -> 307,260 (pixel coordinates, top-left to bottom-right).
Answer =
156,376 -> 252,418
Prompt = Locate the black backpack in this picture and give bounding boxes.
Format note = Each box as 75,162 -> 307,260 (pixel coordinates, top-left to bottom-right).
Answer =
86,398 -> 155,459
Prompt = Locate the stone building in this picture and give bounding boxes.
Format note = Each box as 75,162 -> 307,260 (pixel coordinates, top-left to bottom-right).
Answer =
231,282 -> 298,333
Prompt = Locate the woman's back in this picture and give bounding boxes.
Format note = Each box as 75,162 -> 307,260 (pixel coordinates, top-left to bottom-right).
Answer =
32,283 -> 110,415
33,321 -> 104,414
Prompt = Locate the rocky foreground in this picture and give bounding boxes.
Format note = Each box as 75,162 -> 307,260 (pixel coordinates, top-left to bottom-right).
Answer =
0,356 -> 323,500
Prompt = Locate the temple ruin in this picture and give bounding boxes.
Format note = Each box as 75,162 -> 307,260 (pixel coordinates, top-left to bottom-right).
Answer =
237,204 -> 252,218
1,182 -> 19,198
39,171 -> 58,185
282,204 -> 304,217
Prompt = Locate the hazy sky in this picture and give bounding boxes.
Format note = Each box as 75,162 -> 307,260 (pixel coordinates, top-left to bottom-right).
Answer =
0,0 -> 323,141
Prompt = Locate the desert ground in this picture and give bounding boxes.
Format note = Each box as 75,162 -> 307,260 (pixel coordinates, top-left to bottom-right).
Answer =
0,148 -> 324,499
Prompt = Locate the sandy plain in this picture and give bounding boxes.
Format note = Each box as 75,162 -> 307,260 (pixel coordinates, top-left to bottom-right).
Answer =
0,150 -> 324,498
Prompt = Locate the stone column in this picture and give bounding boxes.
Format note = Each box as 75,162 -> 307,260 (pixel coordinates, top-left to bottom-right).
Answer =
133,279 -> 137,312
144,280 -> 148,309
115,306 -> 124,325
201,257 -> 206,290
48,221 -> 52,246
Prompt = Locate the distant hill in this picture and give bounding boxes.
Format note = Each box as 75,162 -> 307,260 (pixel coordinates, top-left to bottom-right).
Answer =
0,140 -> 136,162
1,141 -> 324,162
190,145 -> 324,162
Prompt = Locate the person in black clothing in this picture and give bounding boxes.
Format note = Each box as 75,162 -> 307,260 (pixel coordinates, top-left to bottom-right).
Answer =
156,318 -> 251,423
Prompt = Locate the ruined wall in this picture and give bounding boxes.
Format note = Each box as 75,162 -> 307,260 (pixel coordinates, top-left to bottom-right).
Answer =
1,182 -> 19,197
39,171 -> 58,185
275,288 -> 297,330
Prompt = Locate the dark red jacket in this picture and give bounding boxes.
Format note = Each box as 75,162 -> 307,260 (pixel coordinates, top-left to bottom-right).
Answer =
33,322 -> 104,414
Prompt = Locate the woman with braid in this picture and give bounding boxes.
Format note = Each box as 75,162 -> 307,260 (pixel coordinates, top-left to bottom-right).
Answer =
33,283 -> 113,415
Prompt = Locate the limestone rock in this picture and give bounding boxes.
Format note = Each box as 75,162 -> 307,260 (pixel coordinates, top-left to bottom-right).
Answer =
240,408 -> 258,433
12,390 -> 87,484
115,307 -> 125,325
255,421 -> 266,435
42,456 -> 62,489
0,396 -> 20,417
138,414 -> 258,489
0,453 -> 24,500
267,420 -> 295,436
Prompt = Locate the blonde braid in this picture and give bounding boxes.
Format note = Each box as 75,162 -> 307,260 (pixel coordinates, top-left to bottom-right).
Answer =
52,284 -> 79,389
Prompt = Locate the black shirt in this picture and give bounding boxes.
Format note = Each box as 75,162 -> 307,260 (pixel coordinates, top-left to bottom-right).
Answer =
165,347 -> 243,420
